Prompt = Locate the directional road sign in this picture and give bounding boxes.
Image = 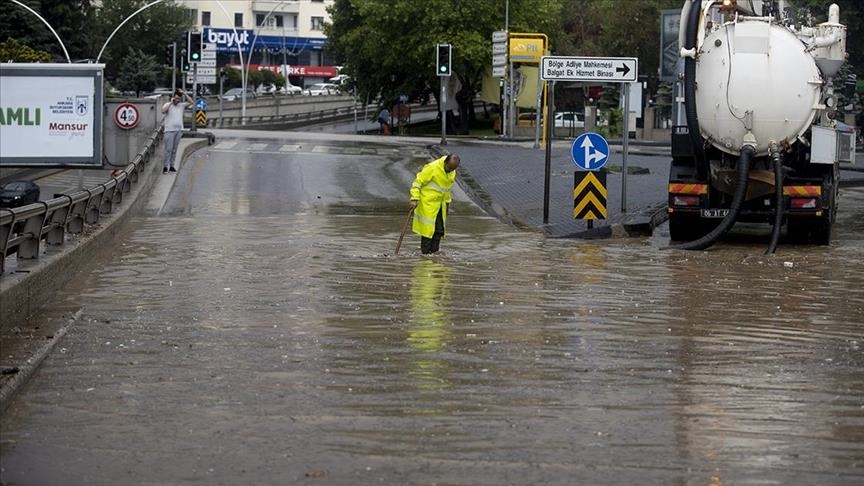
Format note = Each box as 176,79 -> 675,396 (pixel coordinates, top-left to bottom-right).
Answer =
201,43 -> 216,59
571,132 -> 609,171
195,97 -> 208,111
187,75 -> 216,84
541,56 -> 638,83
195,110 -> 207,128
573,171 -> 607,220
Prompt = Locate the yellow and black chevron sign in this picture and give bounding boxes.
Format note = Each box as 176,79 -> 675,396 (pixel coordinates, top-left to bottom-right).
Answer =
573,171 -> 607,220
195,110 -> 207,127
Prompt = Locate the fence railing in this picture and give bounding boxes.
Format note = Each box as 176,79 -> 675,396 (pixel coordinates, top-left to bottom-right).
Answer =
206,104 -> 365,129
0,128 -> 163,276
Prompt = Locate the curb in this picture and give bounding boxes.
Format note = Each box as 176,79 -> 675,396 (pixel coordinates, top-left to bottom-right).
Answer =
0,311 -> 79,415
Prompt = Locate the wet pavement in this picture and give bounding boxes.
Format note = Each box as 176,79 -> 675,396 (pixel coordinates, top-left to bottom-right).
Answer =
1,134 -> 863,485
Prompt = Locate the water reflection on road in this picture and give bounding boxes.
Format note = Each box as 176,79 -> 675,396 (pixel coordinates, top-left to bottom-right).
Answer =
1,139 -> 863,485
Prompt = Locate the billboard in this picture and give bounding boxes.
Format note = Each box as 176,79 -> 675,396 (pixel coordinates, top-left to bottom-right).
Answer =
0,63 -> 104,168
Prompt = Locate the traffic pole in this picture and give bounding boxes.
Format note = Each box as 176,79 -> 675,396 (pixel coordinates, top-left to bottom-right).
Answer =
440,78 -> 447,145
191,63 -> 198,133
170,42 -> 176,94
621,83 -> 630,213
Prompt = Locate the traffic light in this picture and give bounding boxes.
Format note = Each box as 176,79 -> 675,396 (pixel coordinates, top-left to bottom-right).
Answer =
180,49 -> 190,72
164,43 -> 174,67
188,31 -> 202,63
436,44 -> 452,77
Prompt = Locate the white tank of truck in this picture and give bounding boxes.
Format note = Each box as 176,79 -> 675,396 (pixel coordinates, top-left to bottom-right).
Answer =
692,2 -> 846,157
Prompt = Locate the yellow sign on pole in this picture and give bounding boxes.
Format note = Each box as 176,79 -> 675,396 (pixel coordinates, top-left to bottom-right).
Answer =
508,38 -> 545,63
195,110 -> 207,128
573,171 -> 608,220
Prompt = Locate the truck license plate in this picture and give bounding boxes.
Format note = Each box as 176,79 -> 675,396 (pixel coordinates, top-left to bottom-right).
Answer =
701,209 -> 730,218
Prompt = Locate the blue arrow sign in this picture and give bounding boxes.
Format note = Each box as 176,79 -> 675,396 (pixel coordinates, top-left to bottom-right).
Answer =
571,132 -> 609,171
195,97 -> 208,110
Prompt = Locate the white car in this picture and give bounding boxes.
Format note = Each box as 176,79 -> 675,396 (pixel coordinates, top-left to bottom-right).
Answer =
555,112 -> 585,128
221,88 -> 256,101
303,83 -> 339,96
257,83 -> 303,96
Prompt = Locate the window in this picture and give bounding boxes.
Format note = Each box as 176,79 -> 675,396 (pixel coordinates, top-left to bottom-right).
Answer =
202,11 -> 211,26
275,15 -> 283,28
234,13 -> 243,28
256,14 -> 265,26
287,15 -> 297,29
311,16 -> 324,31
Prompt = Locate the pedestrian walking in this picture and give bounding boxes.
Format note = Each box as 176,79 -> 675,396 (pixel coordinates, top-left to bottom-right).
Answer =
161,89 -> 193,174
377,107 -> 391,135
409,154 -> 460,254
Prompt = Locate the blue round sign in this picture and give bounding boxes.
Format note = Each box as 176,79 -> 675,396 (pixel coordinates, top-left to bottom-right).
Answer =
195,97 -> 208,110
571,132 -> 609,171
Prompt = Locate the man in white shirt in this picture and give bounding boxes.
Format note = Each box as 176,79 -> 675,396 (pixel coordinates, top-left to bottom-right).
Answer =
161,89 -> 194,174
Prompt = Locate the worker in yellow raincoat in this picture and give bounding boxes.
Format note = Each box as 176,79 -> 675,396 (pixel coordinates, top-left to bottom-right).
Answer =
409,154 -> 460,254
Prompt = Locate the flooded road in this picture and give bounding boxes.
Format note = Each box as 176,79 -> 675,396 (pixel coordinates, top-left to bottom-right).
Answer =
1,137 -> 863,485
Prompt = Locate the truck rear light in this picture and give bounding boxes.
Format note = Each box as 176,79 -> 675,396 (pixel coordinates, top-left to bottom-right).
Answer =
790,197 -> 818,209
672,195 -> 700,207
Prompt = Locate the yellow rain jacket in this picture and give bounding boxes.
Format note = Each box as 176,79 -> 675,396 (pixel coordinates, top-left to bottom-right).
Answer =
410,156 -> 456,238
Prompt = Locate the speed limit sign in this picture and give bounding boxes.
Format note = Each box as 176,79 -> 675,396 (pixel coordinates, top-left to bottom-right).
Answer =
114,103 -> 141,130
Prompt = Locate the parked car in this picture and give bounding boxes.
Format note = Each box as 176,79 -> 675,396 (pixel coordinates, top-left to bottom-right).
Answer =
328,74 -> 351,86
144,87 -> 175,99
0,181 -> 40,208
303,83 -> 339,96
518,111 -> 587,128
555,112 -> 585,128
221,88 -> 257,101
257,83 -> 303,96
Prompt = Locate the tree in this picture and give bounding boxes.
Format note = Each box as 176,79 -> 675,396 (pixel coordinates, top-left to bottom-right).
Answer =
93,0 -> 191,82
326,0 -> 565,133
115,47 -> 160,97
0,37 -> 52,63
0,0 -> 95,61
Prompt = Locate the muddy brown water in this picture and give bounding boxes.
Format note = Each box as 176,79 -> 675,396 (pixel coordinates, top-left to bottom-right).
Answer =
1,140 -> 862,485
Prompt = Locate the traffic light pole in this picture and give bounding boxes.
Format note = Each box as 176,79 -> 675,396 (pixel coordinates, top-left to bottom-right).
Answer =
171,42 -> 177,93
191,63 -> 198,133
440,79 -> 447,145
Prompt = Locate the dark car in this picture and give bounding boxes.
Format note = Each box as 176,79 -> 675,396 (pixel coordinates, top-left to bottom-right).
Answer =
0,181 -> 40,208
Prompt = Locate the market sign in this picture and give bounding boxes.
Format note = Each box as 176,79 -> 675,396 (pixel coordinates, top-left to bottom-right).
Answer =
509,37 -> 544,63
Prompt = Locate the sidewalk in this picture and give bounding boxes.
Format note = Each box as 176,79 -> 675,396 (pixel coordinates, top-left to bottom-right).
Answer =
433,138 -> 670,239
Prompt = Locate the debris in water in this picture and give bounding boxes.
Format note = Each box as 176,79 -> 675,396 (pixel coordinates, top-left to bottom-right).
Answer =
784,261 -> 794,268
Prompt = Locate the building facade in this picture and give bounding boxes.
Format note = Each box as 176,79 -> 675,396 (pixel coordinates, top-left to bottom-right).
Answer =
174,0 -> 338,86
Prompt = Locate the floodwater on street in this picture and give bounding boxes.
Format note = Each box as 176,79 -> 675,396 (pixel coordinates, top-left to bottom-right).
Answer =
1,137 -> 863,485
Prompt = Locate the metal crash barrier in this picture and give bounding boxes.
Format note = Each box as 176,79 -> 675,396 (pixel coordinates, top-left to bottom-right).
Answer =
208,105 -> 362,128
0,127 -> 164,275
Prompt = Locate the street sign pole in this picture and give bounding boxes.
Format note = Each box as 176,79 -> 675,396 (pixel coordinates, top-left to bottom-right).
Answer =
508,61 -> 515,139
219,70 -> 224,127
543,81 -> 555,225
621,83 -> 630,213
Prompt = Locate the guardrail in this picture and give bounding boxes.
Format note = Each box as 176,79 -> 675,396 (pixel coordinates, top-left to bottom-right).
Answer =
0,127 -> 163,276
206,104 -> 367,128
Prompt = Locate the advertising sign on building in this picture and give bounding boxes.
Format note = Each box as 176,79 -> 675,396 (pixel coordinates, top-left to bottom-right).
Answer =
0,63 -> 104,168
204,28 -> 326,53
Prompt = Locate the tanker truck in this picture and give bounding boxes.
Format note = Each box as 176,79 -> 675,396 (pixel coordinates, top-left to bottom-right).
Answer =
667,0 -> 856,251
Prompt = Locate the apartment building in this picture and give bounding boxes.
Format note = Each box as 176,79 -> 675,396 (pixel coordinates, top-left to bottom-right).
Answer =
174,0 -> 337,85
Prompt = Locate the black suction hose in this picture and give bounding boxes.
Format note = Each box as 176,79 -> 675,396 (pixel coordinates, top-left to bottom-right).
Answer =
684,0 -> 706,171
668,146 -> 754,251
765,150 -> 784,254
